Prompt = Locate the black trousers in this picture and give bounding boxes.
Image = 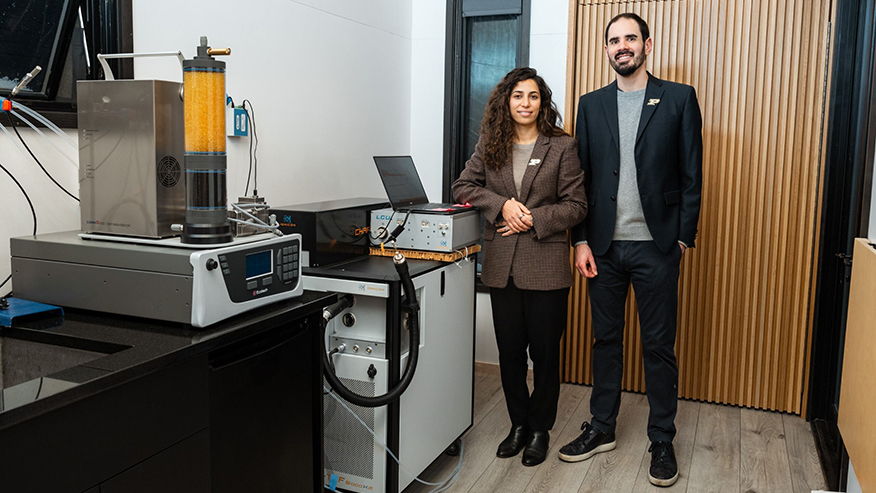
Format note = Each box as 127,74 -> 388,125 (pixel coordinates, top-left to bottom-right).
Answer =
489,278 -> 569,431
588,241 -> 681,442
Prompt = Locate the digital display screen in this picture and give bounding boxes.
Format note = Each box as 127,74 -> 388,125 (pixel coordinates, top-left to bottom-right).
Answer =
245,250 -> 272,279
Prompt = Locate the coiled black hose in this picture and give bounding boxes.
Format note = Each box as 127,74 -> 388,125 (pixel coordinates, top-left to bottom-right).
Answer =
321,252 -> 420,407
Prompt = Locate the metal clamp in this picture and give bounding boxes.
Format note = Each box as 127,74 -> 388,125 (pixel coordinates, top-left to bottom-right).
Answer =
97,51 -> 185,81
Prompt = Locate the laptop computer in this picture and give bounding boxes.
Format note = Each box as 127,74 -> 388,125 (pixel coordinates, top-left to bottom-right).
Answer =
373,156 -> 471,214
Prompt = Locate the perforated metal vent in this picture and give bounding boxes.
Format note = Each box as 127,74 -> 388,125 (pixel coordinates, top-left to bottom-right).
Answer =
324,376 -> 377,480
157,156 -> 181,188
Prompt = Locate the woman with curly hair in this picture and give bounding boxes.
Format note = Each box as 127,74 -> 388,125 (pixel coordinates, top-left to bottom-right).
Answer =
453,67 -> 587,466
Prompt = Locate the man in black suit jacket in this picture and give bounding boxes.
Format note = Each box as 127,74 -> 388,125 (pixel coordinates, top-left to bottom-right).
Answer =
557,13 -> 702,488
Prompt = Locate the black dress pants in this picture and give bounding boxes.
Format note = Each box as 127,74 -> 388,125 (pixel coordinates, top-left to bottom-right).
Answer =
588,241 -> 682,442
489,278 -> 569,431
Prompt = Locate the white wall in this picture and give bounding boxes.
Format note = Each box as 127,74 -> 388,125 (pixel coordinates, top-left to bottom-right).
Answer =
0,129 -> 80,295
411,1 -> 447,203
848,460 -> 863,493
132,0 -> 413,207
530,0 -> 571,122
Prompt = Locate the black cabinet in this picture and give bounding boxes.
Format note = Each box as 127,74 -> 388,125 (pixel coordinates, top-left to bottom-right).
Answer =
100,429 -> 210,493
1,294 -> 333,493
209,315 -> 323,492
0,355 -> 209,492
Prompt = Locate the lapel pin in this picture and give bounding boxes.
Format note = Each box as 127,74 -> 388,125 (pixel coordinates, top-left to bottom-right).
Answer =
647,98 -> 660,106
528,158 -> 540,166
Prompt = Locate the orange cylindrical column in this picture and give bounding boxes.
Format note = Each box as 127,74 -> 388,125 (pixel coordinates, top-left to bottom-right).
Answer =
182,36 -> 231,244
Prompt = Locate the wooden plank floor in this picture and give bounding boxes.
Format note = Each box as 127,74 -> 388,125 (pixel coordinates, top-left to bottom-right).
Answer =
404,368 -> 826,493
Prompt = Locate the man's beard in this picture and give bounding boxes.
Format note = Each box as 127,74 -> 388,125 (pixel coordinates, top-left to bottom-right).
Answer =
610,50 -> 645,77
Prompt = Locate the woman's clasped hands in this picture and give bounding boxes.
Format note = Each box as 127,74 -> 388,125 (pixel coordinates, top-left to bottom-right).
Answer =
498,198 -> 533,236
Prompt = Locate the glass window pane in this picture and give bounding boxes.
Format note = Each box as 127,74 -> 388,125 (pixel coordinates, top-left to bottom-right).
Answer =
0,0 -> 73,95
463,15 -> 518,164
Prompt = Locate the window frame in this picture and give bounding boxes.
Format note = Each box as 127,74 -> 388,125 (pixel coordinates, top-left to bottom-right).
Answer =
442,0 -> 530,203
2,0 -> 133,129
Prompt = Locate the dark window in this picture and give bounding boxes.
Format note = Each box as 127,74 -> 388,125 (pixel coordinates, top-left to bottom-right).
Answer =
0,0 -> 76,98
0,0 -> 133,128
443,0 -> 530,280
444,0 -> 530,197
462,15 -> 520,168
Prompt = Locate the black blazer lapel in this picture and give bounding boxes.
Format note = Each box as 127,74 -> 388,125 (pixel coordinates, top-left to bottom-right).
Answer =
600,81 -> 620,152
635,74 -> 666,145
518,134 -> 550,204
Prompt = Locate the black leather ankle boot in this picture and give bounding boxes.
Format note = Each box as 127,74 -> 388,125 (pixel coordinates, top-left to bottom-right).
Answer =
496,425 -> 529,458
522,430 -> 550,466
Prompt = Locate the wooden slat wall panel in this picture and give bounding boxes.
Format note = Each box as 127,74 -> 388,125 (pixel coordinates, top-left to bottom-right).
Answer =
561,0 -> 832,413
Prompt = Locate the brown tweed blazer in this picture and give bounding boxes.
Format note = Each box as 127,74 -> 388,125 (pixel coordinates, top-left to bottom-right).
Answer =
452,133 -> 587,290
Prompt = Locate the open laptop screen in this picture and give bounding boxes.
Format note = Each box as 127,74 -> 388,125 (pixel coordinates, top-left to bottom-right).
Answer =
373,156 -> 429,208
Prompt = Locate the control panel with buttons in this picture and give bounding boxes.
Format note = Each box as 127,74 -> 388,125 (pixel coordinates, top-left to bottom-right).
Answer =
369,207 -> 480,252
189,234 -> 304,315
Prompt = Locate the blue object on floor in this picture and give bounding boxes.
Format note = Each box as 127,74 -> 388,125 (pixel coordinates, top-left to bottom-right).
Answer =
0,298 -> 64,327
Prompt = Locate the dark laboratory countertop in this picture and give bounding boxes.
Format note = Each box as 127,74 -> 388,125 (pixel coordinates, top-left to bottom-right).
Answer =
0,290 -> 337,431
303,255 -> 447,282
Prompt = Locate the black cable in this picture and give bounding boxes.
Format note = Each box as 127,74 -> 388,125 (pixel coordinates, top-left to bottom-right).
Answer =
242,99 -> 259,196
34,377 -> 44,401
387,211 -> 411,242
247,100 -> 259,195
0,161 -> 37,234
243,106 -> 253,196
0,158 -> 37,298
327,348 -> 339,373
5,112 -> 79,202
0,274 -> 11,296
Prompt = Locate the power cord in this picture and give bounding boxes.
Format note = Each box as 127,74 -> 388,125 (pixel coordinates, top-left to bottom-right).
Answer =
385,211 -> 411,243
326,343 -> 345,373
5,111 -> 79,202
452,246 -> 477,269
242,99 -> 259,196
0,158 -> 37,299
34,377 -> 43,401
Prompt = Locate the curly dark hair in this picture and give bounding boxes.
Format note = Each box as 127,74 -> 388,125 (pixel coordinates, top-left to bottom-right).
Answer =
479,67 -> 567,170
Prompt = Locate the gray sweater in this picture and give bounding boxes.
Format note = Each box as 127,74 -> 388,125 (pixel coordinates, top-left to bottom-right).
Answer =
512,141 -> 536,196
613,88 -> 653,241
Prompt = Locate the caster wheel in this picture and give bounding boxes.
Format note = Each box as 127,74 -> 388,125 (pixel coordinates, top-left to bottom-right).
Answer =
445,438 -> 462,456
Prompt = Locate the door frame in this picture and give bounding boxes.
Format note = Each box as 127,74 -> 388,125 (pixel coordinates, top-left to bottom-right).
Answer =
808,0 -> 876,490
